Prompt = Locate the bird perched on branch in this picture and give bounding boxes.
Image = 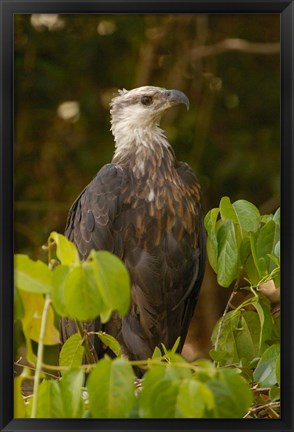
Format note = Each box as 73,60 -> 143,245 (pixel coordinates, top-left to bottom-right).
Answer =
60,86 -> 205,362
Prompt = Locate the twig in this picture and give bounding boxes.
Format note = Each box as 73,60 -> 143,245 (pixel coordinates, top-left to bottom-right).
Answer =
243,401 -> 280,418
76,320 -> 97,364
213,280 -> 239,365
191,38 -> 280,60
14,361 -> 60,379
31,294 -> 51,418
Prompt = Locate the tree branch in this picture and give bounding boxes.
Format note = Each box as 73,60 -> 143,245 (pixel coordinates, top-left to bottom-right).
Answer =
191,38 -> 280,60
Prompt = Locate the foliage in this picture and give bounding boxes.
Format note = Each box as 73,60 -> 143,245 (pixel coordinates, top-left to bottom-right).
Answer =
14,198 -> 280,418
205,197 -> 280,417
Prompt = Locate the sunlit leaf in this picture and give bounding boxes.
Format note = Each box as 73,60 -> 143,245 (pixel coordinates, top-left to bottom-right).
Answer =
87,357 -> 136,418
64,264 -> 105,321
14,286 -> 24,320
175,379 -> 215,418
151,346 -> 162,359
51,264 -> 71,316
97,331 -> 122,357
49,231 -> 80,266
139,362 -> 192,418
89,250 -> 131,320
59,333 -> 85,371
14,376 -> 26,418
170,336 -> 181,354
19,291 -> 59,345
35,379 -> 64,418
139,366 -> 182,418
15,254 -> 52,294
59,369 -> 85,417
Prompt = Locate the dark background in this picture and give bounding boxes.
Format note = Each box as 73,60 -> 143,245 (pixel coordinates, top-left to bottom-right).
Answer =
14,14 -> 280,258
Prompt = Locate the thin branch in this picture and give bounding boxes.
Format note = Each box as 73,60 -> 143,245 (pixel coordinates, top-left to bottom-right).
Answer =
213,280 -> 239,365
76,320 -> 97,364
244,401 -> 280,418
191,38 -> 280,60
31,294 -> 51,418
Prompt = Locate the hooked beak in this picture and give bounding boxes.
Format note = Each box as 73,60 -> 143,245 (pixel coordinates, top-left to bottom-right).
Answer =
164,89 -> 190,110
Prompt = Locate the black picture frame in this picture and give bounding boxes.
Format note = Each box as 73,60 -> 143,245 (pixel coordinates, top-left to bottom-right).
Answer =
1,1 -> 293,431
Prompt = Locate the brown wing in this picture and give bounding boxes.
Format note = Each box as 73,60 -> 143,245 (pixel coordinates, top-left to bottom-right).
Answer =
60,163 -> 129,353
65,163 -> 128,260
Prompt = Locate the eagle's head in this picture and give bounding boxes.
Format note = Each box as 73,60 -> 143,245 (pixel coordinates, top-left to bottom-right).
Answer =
110,86 -> 189,143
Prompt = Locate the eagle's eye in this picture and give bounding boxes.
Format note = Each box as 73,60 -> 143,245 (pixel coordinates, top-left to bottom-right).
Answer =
141,95 -> 153,106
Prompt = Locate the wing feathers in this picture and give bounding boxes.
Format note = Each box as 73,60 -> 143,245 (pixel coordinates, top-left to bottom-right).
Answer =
63,159 -> 205,360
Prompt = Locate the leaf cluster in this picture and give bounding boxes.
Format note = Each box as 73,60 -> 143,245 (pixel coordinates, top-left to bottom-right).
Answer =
205,197 -> 280,416
14,198 -> 280,418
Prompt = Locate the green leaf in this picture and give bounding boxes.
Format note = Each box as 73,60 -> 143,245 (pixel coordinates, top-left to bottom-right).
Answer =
269,385 -> 280,401
252,300 -> 273,354
19,290 -> 60,345
232,200 -> 260,232
244,253 -> 260,285
211,310 -> 241,366
274,240 -> 280,258
253,344 -> 280,387
97,331 -> 122,357
233,311 -> 261,364
273,208 -> 280,224
62,251 -> 131,322
139,361 -> 192,418
87,357 -> 136,418
216,220 -> 239,287
64,264 -> 105,321
14,254 -> 52,294
219,196 -> 236,222
175,379 -> 215,418
59,369 -> 85,417
207,371 -> 253,418
139,366 -> 182,418
51,264 -> 71,316
89,250 -> 131,320
59,333 -> 85,371
151,346 -> 162,359
220,197 -> 260,233
170,336 -> 181,354
36,379 -> 64,418
255,220 -> 280,275
14,287 -> 24,320
14,376 -> 26,418
239,236 -> 251,265
204,208 -> 220,272
49,232 -> 80,266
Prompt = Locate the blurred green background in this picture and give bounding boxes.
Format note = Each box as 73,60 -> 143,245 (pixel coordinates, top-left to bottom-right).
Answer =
14,14 -> 280,258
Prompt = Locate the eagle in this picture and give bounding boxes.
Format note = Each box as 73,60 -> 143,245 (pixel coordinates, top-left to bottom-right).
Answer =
60,86 -> 205,363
